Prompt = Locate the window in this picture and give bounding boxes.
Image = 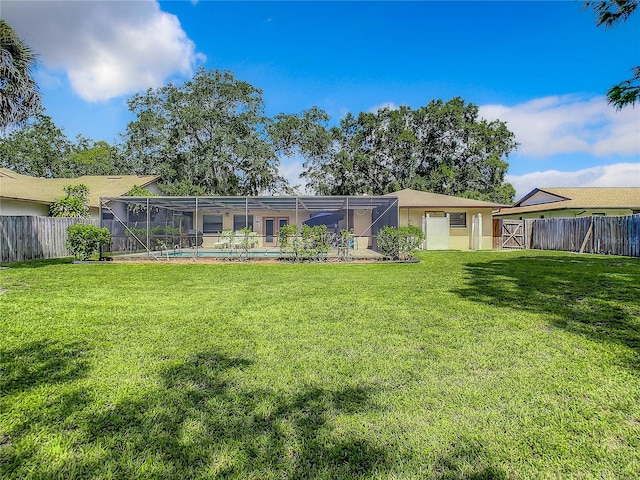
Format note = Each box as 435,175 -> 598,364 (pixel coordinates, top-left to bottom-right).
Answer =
424,211 -> 446,218
447,212 -> 466,228
202,214 -> 223,233
233,214 -> 254,231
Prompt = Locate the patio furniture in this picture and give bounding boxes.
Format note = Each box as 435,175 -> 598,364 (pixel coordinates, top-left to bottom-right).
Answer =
212,230 -> 234,249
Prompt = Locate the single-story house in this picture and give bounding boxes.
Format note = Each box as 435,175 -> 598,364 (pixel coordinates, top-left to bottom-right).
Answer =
1,168 -> 507,253
494,187 -> 640,219
0,168 -> 160,220
385,189 -> 507,250
102,189 -> 505,253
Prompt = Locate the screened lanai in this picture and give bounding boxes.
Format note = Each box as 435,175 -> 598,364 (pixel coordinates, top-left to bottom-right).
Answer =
99,195 -> 399,259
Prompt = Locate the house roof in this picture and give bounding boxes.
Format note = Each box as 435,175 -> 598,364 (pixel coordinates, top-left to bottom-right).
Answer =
385,188 -> 507,209
497,187 -> 640,216
0,168 -> 159,208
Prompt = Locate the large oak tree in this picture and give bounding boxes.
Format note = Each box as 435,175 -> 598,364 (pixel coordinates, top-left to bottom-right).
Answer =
275,99 -> 517,203
122,68 -> 287,196
0,112 -> 120,177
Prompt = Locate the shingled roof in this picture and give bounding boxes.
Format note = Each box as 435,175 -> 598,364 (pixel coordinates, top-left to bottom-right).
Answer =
0,168 -> 159,208
385,188 -> 507,208
497,187 -> 640,215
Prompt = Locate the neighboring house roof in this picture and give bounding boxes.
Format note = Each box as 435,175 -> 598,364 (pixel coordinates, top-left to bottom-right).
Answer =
0,168 -> 159,208
496,187 -> 640,216
386,188 -> 508,209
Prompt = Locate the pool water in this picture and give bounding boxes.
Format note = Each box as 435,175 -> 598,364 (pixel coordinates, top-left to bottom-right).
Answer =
165,250 -> 284,258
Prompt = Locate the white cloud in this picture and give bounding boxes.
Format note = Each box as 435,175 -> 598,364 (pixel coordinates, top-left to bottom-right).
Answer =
479,95 -> 640,158
278,158 -> 308,192
507,162 -> 640,200
368,102 -> 398,113
4,0 -> 204,102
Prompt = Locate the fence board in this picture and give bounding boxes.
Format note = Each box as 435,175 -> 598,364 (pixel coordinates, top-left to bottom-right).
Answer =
529,214 -> 640,257
1,216 -> 99,263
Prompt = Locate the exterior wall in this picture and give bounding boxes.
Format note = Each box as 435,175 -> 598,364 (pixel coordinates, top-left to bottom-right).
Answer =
399,207 -> 494,250
0,199 -> 49,216
497,208 -> 635,220
1,200 -> 118,220
88,207 -> 101,221
196,209 -> 308,248
351,210 -> 372,247
195,208 -> 375,248
145,183 -> 162,195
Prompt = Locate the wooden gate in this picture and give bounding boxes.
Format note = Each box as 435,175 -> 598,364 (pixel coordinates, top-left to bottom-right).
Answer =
500,220 -> 524,249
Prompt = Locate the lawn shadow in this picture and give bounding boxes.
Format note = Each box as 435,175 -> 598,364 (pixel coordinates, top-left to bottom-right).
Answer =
0,339 -> 90,396
19,351 -> 390,478
0,340 -> 93,477
429,437 -> 509,479
455,254 -> 640,368
1,258 -> 73,269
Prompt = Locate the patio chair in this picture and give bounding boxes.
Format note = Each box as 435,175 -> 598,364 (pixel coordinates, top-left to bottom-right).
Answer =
212,230 -> 233,249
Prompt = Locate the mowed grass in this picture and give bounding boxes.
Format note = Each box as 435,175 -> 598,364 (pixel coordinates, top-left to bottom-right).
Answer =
1,251 -> 639,479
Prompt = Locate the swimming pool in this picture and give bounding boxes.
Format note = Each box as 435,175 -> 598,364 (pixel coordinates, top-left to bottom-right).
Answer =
164,250 -> 285,258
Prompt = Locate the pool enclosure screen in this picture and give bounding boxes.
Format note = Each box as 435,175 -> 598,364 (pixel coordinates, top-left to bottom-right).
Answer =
100,195 -> 399,258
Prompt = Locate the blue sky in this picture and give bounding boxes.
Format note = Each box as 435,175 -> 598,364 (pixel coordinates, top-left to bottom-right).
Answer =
3,0 -> 639,199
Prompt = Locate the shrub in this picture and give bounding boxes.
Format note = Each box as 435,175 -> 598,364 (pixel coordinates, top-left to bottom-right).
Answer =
278,224 -> 298,256
377,225 -> 424,260
67,224 -> 111,260
50,184 -> 90,218
398,225 -> 425,259
235,227 -> 258,258
279,224 -> 330,261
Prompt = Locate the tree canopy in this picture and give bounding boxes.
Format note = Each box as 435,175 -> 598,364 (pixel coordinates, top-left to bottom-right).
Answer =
585,0 -> 639,108
1,65 -> 518,203
0,112 -> 72,176
0,19 -> 41,131
49,184 -> 90,218
278,99 -> 517,203
121,67 -> 287,196
0,112 -> 120,177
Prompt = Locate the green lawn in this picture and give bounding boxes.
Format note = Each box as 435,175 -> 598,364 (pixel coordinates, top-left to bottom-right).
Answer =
1,251 -> 639,479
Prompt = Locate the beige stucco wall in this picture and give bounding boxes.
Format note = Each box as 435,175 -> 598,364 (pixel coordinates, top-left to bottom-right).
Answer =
196,209 -> 310,248
399,207 -> 494,250
1,199 -> 103,221
0,199 -> 49,216
195,208 -> 375,248
497,208 -> 635,220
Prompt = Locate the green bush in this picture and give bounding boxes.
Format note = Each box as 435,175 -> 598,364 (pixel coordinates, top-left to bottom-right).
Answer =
66,224 -> 111,260
278,224 -> 298,256
50,184 -> 90,218
301,224 -> 330,260
235,227 -> 258,258
377,225 -> 424,260
279,224 -> 330,261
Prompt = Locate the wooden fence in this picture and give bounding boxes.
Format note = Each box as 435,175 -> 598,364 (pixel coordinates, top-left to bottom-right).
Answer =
529,214 -> 640,257
0,216 -> 99,263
